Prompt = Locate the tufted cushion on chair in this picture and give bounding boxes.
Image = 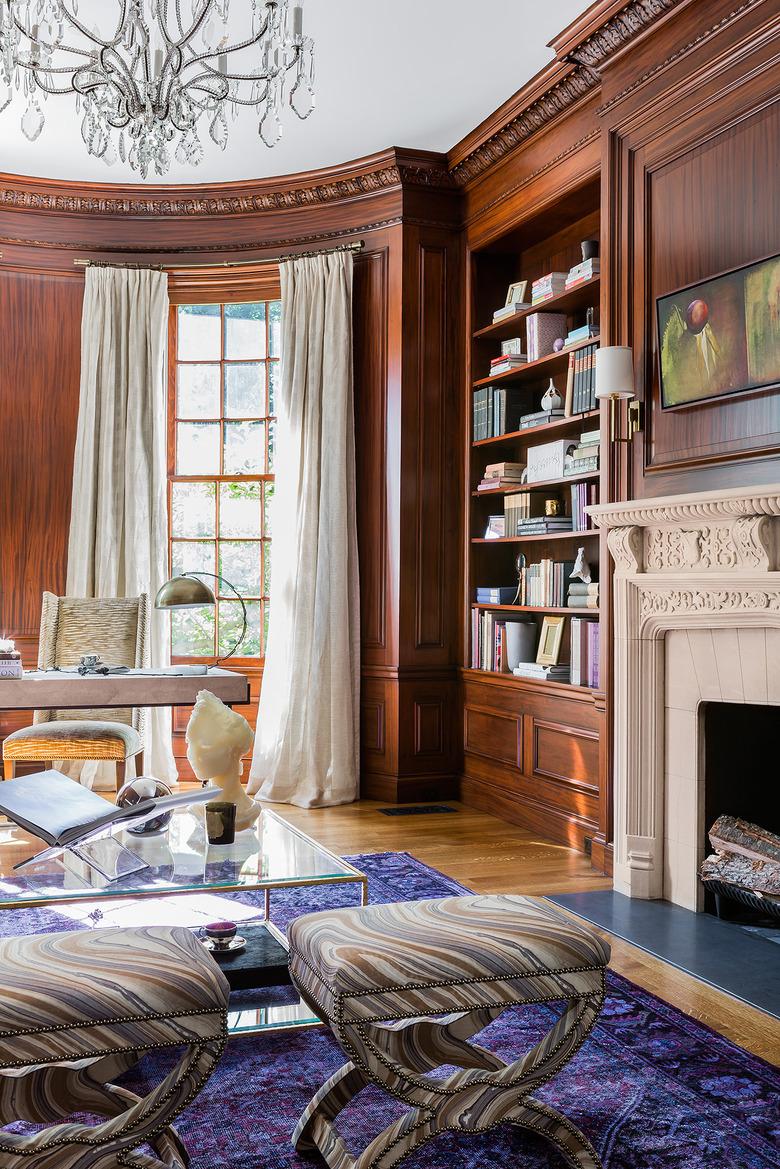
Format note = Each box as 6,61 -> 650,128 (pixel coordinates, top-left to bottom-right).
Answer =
288,893 -> 611,1023
3,720 -> 142,762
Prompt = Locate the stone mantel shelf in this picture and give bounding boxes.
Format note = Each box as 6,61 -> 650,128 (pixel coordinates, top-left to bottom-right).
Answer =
587,483 -> 780,528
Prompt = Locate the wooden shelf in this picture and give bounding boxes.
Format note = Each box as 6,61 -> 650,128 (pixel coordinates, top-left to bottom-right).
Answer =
471,603 -> 599,615
473,409 -> 599,449
463,666 -> 597,697
473,335 -> 597,389
473,277 -> 601,342
473,470 -> 599,497
472,530 -> 599,544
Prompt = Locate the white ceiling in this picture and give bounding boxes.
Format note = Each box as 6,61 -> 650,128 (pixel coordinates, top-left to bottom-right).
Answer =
0,1 -> 590,185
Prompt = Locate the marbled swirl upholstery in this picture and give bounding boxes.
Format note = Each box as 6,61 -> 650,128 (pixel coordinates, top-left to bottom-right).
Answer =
0,926 -> 229,1169
289,895 -> 610,1169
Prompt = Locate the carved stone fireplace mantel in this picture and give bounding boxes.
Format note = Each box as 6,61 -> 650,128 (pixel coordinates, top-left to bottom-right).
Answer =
588,484 -> 780,907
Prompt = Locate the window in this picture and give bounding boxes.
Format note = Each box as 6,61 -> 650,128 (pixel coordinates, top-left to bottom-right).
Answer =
168,299 -> 280,660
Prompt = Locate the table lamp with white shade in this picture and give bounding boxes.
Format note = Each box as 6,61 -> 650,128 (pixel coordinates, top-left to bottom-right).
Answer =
594,346 -> 642,444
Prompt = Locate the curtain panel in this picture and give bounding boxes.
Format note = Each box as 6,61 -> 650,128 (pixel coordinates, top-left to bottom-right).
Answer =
66,266 -> 176,785
248,251 -> 359,808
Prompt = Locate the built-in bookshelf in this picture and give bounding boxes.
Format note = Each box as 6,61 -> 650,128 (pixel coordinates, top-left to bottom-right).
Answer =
465,182 -> 603,692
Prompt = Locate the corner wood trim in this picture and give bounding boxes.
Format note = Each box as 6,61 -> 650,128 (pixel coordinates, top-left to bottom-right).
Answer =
0,0 -> 687,218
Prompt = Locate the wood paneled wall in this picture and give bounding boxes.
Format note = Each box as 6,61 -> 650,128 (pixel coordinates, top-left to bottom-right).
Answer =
0,152 -> 464,796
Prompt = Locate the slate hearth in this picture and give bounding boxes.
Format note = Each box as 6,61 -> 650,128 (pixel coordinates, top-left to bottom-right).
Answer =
549,890 -> 780,1018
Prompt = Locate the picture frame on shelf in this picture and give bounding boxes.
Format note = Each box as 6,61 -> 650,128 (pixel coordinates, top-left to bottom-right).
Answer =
505,280 -> 528,307
536,615 -> 565,665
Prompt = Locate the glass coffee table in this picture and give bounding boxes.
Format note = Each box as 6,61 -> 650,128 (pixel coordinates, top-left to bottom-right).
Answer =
0,806 -> 367,1037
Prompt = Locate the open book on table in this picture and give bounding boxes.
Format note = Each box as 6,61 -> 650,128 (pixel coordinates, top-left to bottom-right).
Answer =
0,769 -> 220,850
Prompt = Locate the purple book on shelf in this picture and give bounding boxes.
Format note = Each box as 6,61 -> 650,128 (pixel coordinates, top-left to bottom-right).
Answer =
587,622 -> 600,689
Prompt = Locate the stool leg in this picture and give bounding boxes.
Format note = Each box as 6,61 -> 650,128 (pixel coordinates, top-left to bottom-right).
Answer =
3,760 -> 15,780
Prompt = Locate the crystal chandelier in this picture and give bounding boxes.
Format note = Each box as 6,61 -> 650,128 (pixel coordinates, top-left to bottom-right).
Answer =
0,1 -> 315,177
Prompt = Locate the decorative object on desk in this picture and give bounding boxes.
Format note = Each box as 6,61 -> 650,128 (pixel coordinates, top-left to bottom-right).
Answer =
526,437 -> 568,483
553,337 -> 565,352
540,378 -> 563,413
206,801 -> 238,846
657,253 -> 780,409
545,498 -> 562,517
186,690 -> 259,832
155,572 -> 247,667
536,615 -> 565,666
505,621 -> 538,671
526,311 -> 568,360
571,547 -> 593,585
117,776 -> 174,836
0,639 -> 22,680
595,345 -> 642,443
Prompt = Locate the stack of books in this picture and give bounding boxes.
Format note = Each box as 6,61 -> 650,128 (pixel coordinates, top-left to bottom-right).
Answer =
492,301 -> 531,324
527,312 -> 567,362
519,407 -> 564,429
473,386 -> 526,439
476,585 -> 517,604
568,580 -> 599,609
489,352 -> 527,376
570,617 -> 599,687
513,662 -> 571,682
477,461 -> 526,492
564,322 -> 599,347
565,257 -> 600,289
570,479 -> 598,531
472,609 -> 515,672
516,515 -> 572,536
517,558 -> 574,607
567,434 -> 600,477
531,272 -> 568,304
564,342 -> 599,415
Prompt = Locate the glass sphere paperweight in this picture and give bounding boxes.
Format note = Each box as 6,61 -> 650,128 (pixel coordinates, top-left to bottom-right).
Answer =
116,776 -> 174,835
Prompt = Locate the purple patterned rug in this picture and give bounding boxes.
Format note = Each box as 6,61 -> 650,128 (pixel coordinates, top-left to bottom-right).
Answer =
4,851 -> 779,1166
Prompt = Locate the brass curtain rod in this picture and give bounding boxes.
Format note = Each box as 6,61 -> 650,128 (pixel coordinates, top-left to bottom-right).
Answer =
73,239 -> 364,270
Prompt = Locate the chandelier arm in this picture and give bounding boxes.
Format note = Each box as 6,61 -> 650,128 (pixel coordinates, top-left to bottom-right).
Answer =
95,47 -> 144,116
175,8 -> 276,73
49,0 -> 128,52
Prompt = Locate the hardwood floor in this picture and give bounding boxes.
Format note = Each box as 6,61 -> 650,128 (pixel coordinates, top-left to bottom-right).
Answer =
279,797 -> 780,1064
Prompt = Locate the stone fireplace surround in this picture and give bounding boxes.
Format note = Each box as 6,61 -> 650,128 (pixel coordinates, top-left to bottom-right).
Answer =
588,484 -> 780,911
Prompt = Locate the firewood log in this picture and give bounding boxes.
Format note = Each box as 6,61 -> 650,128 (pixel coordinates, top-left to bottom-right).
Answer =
701,850 -> 780,897
708,815 -> 780,865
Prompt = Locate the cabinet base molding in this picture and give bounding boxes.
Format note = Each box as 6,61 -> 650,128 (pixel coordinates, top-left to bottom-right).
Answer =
460,774 -> 597,854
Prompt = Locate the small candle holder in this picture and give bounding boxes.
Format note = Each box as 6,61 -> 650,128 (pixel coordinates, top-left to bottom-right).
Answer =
206,801 -> 237,845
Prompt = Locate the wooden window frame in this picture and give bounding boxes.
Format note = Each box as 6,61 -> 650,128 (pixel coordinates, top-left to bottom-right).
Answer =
167,267 -> 281,667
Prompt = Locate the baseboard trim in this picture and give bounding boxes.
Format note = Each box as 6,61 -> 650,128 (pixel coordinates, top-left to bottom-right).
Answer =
360,774 -> 460,803
459,774 -> 597,853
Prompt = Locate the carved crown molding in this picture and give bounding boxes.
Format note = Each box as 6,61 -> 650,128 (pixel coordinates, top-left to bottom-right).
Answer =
589,484 -> 780,530
0,151 -> 452,219
449,0 -> 683,186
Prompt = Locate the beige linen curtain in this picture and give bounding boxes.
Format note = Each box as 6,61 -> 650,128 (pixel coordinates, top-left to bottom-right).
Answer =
66,266 -> 176,785
248,251 -> 359,807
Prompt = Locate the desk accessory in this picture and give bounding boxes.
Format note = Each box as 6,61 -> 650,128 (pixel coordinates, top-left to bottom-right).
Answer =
155,571 -> 247,666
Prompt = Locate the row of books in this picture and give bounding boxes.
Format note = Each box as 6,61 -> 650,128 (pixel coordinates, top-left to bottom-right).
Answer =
571,617 -> 600,688
518,559 -> 573,608
471,609 -> 513,672
569,580 -> 599,610
473,385 -> 526,440
565,343 -> 599,414
570,481 -> 597,532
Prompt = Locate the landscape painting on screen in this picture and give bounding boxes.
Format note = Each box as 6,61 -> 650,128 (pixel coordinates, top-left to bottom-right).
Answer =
657,253 -> 780,409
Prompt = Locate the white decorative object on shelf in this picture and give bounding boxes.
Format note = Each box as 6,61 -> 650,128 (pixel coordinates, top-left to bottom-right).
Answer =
526,438 -> 568,483
186,690 -> 259,831
0,0 -> 316,177
540,378 -> 563,413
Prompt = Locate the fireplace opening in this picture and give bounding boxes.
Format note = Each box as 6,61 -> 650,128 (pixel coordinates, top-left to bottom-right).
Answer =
701,701 -> 780,923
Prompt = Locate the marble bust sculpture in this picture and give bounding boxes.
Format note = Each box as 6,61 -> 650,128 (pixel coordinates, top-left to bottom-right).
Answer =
185,690 -> 260,831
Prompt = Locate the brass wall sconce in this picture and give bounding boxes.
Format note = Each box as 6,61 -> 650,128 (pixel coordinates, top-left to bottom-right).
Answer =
595,346 -> 643,444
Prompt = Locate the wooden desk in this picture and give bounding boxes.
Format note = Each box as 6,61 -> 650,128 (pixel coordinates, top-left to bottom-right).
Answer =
0,669 -> 250,713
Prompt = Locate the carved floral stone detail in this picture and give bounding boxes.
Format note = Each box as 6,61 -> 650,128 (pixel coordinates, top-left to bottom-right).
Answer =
640,588 -> 780,619
607,526 -> 643,573
643,517 -> 773,572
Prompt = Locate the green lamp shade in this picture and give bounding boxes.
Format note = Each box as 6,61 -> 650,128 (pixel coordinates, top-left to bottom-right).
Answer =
155,575 -> 216,610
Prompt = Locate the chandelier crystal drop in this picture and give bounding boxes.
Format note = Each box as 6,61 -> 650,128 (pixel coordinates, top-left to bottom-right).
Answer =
0,0 -> 316,178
